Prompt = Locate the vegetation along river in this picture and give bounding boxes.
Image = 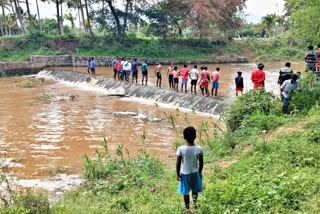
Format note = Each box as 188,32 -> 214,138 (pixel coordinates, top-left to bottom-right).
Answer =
0,61 -> 305,194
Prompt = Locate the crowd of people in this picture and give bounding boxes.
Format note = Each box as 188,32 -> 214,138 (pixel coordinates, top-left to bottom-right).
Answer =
83,44 -> 320,114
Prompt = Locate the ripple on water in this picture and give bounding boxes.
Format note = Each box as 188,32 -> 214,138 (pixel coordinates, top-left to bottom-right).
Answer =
30,144 -> 63,150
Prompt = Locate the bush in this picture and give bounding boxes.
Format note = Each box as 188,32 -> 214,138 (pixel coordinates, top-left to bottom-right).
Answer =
222,88 -> 281,131
22,80 -> 33,88
291,72 -> 320,114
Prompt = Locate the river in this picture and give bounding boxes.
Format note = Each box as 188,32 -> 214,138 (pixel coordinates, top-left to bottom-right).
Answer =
0,61 -> 305,194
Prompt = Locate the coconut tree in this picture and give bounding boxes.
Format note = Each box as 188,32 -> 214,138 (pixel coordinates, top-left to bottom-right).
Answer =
1,0 -> 11,35
66,0 -> 86,33
261,14 -> 277,38
25,0 -> 32,27
65,12 -> 75,29
35,0 -> 42,31
11,0 -> 26,34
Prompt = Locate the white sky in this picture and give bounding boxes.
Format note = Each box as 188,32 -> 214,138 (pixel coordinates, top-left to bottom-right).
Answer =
244,0 -> 285,23
29,0 -> 285,25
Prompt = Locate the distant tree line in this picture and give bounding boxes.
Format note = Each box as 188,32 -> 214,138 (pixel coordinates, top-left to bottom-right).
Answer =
0,0 -> 319,44
0,0 -> 246,41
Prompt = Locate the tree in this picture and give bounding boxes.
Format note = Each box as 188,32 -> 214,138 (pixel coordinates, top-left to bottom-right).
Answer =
12,0 -> 26,33
145,0 -> 246,40
1,0 -> 10,35
145,0 -> 188,39
25,0 -> 32,27
65,12 -> 75,29
67,0 -> 87,33
261,14 -> 277,38
285,0 -> 320,44
35,0 -> 42,31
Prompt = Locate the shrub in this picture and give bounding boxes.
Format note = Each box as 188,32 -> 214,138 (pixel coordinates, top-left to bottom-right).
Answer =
291,72 -> 320,114
22,80 -> 33,88
222,88 -> 280,132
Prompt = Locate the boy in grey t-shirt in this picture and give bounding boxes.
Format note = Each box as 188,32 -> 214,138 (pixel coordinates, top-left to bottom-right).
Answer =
176,126 -> 204,210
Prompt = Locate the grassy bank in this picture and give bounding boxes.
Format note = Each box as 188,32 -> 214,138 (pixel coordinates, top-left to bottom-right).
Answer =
1,73 -> 320,213
0,34 -> 306,63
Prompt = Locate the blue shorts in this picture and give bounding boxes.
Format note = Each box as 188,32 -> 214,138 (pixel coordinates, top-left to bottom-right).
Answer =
182,79 -> 188,84
178,172 -> 202,195
212,82 -> 219,89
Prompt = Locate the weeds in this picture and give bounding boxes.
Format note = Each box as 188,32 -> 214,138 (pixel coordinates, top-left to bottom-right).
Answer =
22,80 -> 33,88
40,92 -> 51,100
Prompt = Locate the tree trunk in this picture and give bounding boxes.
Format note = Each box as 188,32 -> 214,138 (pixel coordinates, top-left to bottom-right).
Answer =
84,0 -> 93,37
35,0 -> 42,31
55,0 -> 62,34
79,0 -> 86,33
106,0 -> 121,36
25,0 -> 33,27
60,1 -> 64,35
13,0 -> 26,34
0,18 -> 4,36
78,8 -> 81,31
1,1 -> 8,35
123,0 -> 131,35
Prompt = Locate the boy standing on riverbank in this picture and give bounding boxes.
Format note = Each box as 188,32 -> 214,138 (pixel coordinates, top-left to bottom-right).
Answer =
176,126 -> 203,210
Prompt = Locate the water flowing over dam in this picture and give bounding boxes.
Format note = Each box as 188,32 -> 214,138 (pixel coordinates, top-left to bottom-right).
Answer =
37,70 -> 231,115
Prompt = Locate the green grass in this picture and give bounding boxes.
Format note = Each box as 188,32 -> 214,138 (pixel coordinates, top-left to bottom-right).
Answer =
0,34 -> 306,62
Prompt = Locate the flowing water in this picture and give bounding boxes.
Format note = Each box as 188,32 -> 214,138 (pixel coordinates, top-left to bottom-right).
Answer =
0,61 -> 305,194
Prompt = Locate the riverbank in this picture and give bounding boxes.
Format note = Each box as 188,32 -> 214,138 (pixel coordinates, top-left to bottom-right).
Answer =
0,35 -> 305,64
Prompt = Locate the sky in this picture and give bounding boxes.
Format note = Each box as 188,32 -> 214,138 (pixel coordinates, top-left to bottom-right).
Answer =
29,0 -> 285,25
244,0 -> 285,23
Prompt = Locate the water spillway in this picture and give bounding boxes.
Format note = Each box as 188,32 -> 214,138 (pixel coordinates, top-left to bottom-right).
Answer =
37,70 -> 230,115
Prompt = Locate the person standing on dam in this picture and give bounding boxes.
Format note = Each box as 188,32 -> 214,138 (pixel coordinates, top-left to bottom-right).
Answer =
189,65 -> 199,94
167,64 -> 174,89
211,67 -> 220,97
89,57 -> 96,78
131,58 -> 138,84
199,66 -> 210,96
155,62 -> 162,88
141,60 -> 148,85
179,64 -> 190,93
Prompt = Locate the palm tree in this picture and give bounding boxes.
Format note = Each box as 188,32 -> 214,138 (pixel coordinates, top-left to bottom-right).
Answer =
261,14 -> 277,38
83,0 -> 92,37
66,0 -> 86,33
65,12 -> 75,29
35,0 -> 42,31
1,0 -> 11,35
11,0 -> 26,34
25,0 -> 32,27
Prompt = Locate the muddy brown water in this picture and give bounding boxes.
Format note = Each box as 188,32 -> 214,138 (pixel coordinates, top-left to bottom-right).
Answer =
0,62 -> 305,193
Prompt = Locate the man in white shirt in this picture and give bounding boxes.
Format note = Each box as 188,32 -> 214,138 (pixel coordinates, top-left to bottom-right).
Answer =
189,65 -> 199,94
281,74 -> 300,114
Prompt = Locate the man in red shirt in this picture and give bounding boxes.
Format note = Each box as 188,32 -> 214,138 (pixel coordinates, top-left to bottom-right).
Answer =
179,64 -> 190,92
251,63 -> 265,89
